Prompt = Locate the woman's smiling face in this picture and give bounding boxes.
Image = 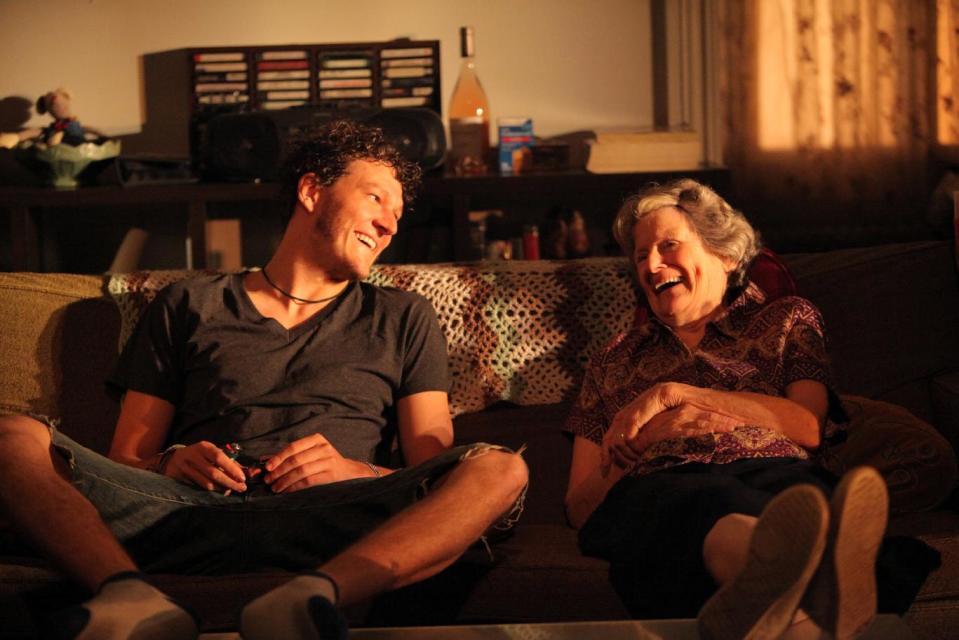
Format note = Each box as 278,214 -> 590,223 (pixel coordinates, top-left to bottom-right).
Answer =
632,206 -> 733,330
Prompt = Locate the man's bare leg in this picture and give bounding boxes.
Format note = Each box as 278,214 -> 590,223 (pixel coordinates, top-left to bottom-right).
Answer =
0,415 -> 135,590
241,449 -> 528,638
0,415 -> 197,639
325,448 -> 527,602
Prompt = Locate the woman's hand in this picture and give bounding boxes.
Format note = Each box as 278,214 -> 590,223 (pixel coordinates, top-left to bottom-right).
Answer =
602,382 -> 678,474
638,404 -> 739,448
602,382 -> 738,473
163,441 -> 248,494
601,378 -> 826,475
263,433 -> 378,493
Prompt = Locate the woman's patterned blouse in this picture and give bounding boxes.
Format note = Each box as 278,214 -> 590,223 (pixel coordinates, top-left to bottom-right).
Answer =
565,283 -> 835,475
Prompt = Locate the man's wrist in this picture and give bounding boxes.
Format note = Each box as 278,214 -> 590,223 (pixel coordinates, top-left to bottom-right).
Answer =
148,444 -> 185,475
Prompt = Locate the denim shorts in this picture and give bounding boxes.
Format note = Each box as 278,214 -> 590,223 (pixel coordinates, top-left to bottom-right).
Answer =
44,422 -> 515,575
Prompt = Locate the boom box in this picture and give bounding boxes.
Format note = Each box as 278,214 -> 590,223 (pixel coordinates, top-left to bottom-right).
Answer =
198,107 -> 446,182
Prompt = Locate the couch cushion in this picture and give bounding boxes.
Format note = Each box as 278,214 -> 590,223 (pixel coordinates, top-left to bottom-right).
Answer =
783,241 -> 959,403
0,558 -> 289,633
0,523 -> 626,631
454,402 -> 573,525
449,524 -> 628,623
819,396 -> 959,513
0,273 -> 120,453
889,510 -> 959,640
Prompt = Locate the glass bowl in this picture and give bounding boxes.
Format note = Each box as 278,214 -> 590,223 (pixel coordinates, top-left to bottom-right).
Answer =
25,139 -> 121,188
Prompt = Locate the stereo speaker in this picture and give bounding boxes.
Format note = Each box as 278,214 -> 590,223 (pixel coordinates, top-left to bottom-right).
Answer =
198,107 -> 446,182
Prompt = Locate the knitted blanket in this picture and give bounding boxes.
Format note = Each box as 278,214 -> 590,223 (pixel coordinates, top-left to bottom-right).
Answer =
108,259 -> 637,417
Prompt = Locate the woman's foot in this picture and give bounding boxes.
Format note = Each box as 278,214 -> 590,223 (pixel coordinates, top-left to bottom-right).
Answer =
801,466 -> 889,639
698,484 -> 829,640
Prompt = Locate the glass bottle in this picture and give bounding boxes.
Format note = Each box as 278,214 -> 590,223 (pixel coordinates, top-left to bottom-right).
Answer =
448,26 -> 491,175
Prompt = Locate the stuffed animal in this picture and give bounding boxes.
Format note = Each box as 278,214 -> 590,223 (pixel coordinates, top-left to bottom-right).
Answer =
0,87 -> 95,149
35,88 -> 86,145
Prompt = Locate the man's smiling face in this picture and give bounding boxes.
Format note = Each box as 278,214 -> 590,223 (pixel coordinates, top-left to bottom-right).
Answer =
308,159 -> 403,281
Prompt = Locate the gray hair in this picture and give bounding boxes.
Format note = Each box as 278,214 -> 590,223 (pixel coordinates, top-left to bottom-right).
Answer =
612,179 -> 761,292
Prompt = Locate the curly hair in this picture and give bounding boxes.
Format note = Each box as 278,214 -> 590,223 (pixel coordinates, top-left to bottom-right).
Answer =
278,119 -> 422,221
612,178 -> 761,295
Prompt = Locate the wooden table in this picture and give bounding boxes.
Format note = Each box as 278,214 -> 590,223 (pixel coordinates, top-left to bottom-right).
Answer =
198,615 -> 914,639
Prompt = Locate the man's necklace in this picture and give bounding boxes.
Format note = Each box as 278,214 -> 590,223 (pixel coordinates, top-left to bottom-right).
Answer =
260,267 -> 345,304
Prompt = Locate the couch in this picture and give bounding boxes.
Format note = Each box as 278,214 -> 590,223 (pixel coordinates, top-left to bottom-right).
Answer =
1,239 -> 958,638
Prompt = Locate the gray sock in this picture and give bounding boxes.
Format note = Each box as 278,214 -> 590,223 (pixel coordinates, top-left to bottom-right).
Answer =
240,573 -> 346,640
58,573 -> 197,640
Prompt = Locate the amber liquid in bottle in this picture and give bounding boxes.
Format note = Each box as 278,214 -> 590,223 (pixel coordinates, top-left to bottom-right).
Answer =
448,26 -> 491,175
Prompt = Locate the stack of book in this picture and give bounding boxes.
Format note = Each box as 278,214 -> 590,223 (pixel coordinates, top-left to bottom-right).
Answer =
585,129 -> 702,174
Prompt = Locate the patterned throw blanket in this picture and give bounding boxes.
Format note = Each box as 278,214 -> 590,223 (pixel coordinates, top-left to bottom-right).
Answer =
107,259 -> 638,417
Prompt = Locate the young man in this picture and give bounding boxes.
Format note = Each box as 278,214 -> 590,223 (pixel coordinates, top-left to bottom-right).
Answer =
0,120 -> 528,639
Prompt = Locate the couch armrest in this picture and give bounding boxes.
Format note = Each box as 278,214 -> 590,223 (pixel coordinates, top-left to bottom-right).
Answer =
0,273 -> 120,454
932,371 -> 959,457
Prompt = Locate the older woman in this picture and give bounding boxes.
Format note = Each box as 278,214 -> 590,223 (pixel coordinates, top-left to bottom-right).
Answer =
564,179 -> 888,640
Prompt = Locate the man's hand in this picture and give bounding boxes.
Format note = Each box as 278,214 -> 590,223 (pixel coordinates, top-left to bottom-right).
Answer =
264,433 -> 375,493
164,442 -> 248,493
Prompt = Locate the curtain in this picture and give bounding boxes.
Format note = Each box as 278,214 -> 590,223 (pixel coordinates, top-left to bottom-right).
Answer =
717,0 -> 955,230
937,0 -> 959,162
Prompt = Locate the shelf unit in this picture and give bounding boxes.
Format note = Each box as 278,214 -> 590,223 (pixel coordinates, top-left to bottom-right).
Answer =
2,168 -> 730,272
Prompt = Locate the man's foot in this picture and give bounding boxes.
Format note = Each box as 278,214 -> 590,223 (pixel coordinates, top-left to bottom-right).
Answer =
698,484 -> 829,640
240,573 -> 347,640
50,572 -> 198,640
801,466 -> 889,639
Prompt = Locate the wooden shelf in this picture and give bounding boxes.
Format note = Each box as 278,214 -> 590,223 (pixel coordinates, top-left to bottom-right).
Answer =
2,182 -> 280,271
2,167 -> 729,271
421,167 -> 730,260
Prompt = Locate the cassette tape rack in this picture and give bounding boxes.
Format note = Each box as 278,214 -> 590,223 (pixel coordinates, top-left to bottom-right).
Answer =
187,39 -> 441,115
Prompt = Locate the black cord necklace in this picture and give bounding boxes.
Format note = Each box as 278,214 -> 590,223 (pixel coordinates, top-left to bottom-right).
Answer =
260,267 -> 345,304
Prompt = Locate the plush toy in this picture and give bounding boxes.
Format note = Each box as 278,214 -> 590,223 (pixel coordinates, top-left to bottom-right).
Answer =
0,88 -> 97,149
35,88 -> 87,145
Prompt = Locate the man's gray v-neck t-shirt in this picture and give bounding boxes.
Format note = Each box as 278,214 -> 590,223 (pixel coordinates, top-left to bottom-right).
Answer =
111,274 -> 449,464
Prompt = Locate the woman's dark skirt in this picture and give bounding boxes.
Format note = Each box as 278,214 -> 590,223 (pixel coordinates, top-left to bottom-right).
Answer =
578,458 -> 938,618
